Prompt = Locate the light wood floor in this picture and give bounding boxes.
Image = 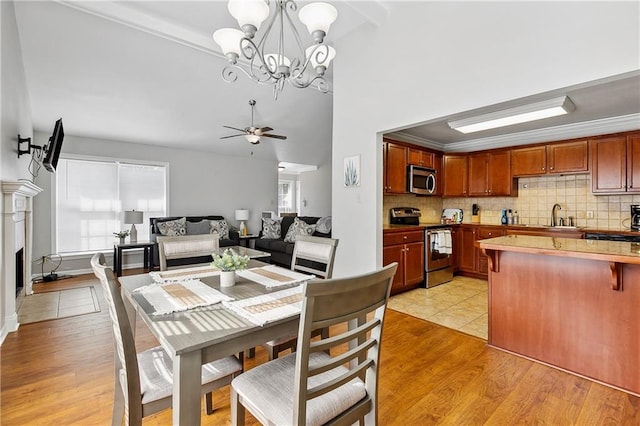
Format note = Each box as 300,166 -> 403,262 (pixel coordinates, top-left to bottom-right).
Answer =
2,272 -> 639,425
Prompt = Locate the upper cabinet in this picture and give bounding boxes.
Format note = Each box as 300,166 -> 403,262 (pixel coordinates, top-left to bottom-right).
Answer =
383,140 -> 407,194
468,150 -> 515,197
407,148 -> 435,168
443,155 -> 468,197
512,140 -> 589,177
590,132 -> 640,194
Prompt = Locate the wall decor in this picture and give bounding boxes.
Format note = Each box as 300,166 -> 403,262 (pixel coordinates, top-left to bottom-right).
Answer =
343,155 -> 361,187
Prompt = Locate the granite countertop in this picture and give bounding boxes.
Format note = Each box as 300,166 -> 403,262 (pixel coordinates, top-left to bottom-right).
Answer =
476,235 -> 640,264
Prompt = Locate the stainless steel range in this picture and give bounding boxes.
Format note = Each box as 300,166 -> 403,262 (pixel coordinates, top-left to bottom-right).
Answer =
389,208 -> 453,288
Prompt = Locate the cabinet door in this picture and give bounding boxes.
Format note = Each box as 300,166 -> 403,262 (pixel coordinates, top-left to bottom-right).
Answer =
433,154 -> 443,196
628,133 -> 640,193
512,145 -> 547,176
590,136 -> 627,193
488,151 -> 513,196
468,154 -> 489,196
443,155 -> 468,197
458,227 -> 477,272
407,148 -> 434,168
404,241 -> 424,286
385,142 -> 407,194
383,245 -> 405,293
451,227 -> 460,272
476,227 -> 505,274
548,140 -> 589,174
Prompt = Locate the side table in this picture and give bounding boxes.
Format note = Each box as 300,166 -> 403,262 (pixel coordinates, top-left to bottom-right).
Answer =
238,234 -> 259,248
113,241 -> 155,277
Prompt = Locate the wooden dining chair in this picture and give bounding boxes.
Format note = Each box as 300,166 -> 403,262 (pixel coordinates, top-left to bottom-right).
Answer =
262,236 -> 339,360
231,263 -> 398,426
157,233 -> 220,271
90,253 -> 242,426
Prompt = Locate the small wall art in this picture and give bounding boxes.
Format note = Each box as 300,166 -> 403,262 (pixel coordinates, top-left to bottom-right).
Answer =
343,155 -> 361,187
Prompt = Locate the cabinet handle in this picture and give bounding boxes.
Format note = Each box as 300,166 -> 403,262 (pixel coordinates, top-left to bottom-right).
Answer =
542,167 -> 545,171
488,189 -> 492,193
403,235 -> 407,239
550,166 -> 554,170
406,247 -> 409,252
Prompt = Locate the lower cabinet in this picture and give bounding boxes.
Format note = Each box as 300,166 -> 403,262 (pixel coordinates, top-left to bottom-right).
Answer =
458,225 -> 505,278
383,229 -> 424,294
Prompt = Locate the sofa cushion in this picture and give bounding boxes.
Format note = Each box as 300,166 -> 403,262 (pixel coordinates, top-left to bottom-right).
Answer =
284,217 -> 317,243
315,216 -> 332,234
186,219 -> 210,235
261,218 -> 282,239
209,219 -> 229,239
157,217 -> 186,236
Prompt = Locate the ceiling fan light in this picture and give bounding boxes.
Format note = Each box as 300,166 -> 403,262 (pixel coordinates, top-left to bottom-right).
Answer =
213,28 -> 244,60
245,134 -> 261,144
299,2 -> 337,40
305,45 -> 336,71
227,0 -> 270,35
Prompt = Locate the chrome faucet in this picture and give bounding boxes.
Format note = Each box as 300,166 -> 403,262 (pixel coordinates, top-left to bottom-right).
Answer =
551,203 -> 562,227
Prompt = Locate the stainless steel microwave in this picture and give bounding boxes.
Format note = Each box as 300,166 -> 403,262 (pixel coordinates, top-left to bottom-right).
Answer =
408,165 -> 436,195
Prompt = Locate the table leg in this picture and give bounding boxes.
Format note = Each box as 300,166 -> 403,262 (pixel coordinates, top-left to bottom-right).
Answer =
113,246 -> 119,277
149,245 -> 154,271
143,247 -> 149,271
116,247 -> 123,277
173,350 -> 203,426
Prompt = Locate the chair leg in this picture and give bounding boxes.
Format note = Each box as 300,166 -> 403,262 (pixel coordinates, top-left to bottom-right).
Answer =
205,392 -> 214,415
246,347 -> 255,359
268,345 -> 278,361
231,388 -> 245,425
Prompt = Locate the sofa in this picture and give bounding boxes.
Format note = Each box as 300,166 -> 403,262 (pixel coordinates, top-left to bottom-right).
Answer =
254,215 -> 331,268
149,215 -> 239,268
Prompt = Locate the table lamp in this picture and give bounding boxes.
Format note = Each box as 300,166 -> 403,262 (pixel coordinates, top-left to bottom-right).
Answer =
235,209 -> 249,236
124,210 -> 144,243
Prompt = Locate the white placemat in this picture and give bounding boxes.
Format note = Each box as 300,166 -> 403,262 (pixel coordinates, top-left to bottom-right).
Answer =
149,265 -> 220,282
237,265 -> 314,288
134,279 -> 233,315
223,286 -> 303,326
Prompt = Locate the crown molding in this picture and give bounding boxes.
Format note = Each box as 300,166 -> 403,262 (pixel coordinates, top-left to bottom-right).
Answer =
383,131 -> 445,151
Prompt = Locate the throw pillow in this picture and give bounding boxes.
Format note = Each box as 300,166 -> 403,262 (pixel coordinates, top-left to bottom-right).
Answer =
186,219 -> 210,235
157,217 -> 187,236
315,216 -> 332,234
284,217 -> 317,243
209,219 -> 230,239
261,218 -> 282,239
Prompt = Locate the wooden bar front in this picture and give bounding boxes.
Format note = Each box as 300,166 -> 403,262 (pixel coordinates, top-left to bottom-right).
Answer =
477,235 -> 640,396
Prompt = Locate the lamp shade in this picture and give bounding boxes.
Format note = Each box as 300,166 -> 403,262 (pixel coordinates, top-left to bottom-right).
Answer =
235,209 -> 249,221
228,0 -> 270,30
124,210 -> 143,225
213,28 -> 245,57
305,45 -> 336,69
299,2 -> 338,35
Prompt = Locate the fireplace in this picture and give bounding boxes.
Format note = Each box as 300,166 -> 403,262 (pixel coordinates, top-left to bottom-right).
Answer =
15,248 -> 24,296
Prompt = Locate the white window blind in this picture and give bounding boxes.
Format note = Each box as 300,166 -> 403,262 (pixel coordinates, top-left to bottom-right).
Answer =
55,158 -> 167,253
278,180 -> 295,214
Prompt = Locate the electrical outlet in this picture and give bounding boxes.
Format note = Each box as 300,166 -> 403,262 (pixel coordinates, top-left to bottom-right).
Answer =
587,210 -> 594,219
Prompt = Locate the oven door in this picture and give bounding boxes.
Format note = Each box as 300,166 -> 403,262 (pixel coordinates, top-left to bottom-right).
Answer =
426,230 -> 453,271
408,166 -> 436,195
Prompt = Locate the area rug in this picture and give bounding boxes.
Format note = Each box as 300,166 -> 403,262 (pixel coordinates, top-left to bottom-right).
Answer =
17,286 -> 101,324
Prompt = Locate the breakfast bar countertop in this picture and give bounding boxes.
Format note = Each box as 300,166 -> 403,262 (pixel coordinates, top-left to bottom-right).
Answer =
476,234 -> 640,265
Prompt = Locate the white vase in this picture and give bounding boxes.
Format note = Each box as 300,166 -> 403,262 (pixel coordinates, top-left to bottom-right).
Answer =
220,271 -> 236,287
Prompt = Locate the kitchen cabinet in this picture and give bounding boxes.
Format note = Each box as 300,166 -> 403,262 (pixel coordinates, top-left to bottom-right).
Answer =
458,226 -> 477,274
468,151 -> 515,197
590,133 -> 640,194
383,229 -> 424,294
433,154 -> 443,196
511,140 -> 589,177
443,155 -> 468,197
383,140 -> 407,194
407,148 -> 435,168
450,226 -> 460,272
476,226 -> 506,274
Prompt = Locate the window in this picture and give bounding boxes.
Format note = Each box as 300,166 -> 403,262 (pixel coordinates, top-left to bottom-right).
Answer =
278,179 -> 295,214
55,157 -> 167,253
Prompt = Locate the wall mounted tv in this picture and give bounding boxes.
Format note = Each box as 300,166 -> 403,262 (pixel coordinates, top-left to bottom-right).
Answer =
43,118 -> 64,173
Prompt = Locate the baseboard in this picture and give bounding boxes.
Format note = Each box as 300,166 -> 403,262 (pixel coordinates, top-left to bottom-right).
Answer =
31,261 -> 146,281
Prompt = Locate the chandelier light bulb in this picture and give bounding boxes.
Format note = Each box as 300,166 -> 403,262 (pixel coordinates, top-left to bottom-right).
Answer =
305,45 -> 336,73
299,2 -> 338,43
228,0 -> 270,38
264,53 -> 291,75
213,28 -> 245,62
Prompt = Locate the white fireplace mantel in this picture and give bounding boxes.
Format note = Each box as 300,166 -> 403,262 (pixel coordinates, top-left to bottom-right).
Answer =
2,179 -> 42,340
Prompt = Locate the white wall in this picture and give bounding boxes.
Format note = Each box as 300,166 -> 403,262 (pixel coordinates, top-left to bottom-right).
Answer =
1,0 -> 34,342
331,1 -> 640,277
32,133 -> 278,274
299,165 -> 331,217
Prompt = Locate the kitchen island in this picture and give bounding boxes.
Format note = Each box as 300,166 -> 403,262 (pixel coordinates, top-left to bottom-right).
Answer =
476,235 -> 640,396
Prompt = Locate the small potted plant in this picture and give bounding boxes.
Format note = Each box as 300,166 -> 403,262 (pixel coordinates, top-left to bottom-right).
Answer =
212,248 -> 250,287
113,230 -> 130,244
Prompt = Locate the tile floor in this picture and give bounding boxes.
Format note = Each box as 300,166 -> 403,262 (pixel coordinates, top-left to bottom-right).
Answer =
17,286 -> 100,324
388,276 -> 488,339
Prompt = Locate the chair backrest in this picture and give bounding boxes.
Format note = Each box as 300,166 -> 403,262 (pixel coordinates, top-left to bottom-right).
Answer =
293,262 -> 398,425
90,253 -> 143,423
157,234 -> 220,271
290,235 -> 339,279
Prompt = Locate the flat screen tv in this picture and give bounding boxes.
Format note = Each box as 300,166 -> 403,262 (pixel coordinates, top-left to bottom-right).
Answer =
43,118 -> 64,173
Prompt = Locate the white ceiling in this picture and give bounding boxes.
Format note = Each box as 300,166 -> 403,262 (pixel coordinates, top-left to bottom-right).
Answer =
12,1 -> 640,163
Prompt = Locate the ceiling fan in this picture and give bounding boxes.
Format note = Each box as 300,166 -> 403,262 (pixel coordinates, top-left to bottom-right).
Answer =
221,100 -> 287,144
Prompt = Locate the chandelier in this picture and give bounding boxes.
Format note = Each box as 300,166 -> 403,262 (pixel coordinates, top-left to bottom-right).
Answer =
213,0 -> 337,99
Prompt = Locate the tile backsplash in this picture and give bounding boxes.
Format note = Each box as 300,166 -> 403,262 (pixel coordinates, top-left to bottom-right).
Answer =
384,174 -> 640,230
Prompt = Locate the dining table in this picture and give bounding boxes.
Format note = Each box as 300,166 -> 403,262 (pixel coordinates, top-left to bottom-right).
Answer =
118,260 -> 313,426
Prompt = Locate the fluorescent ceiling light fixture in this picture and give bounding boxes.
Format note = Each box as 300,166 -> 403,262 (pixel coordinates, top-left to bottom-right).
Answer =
448,96 -> 576,134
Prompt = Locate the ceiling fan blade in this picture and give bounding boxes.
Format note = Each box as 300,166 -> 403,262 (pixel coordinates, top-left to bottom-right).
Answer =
220,134 -> 245,139
262,134 -> 288,140
223,125 -> 247,133
257,127 -> 273,133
